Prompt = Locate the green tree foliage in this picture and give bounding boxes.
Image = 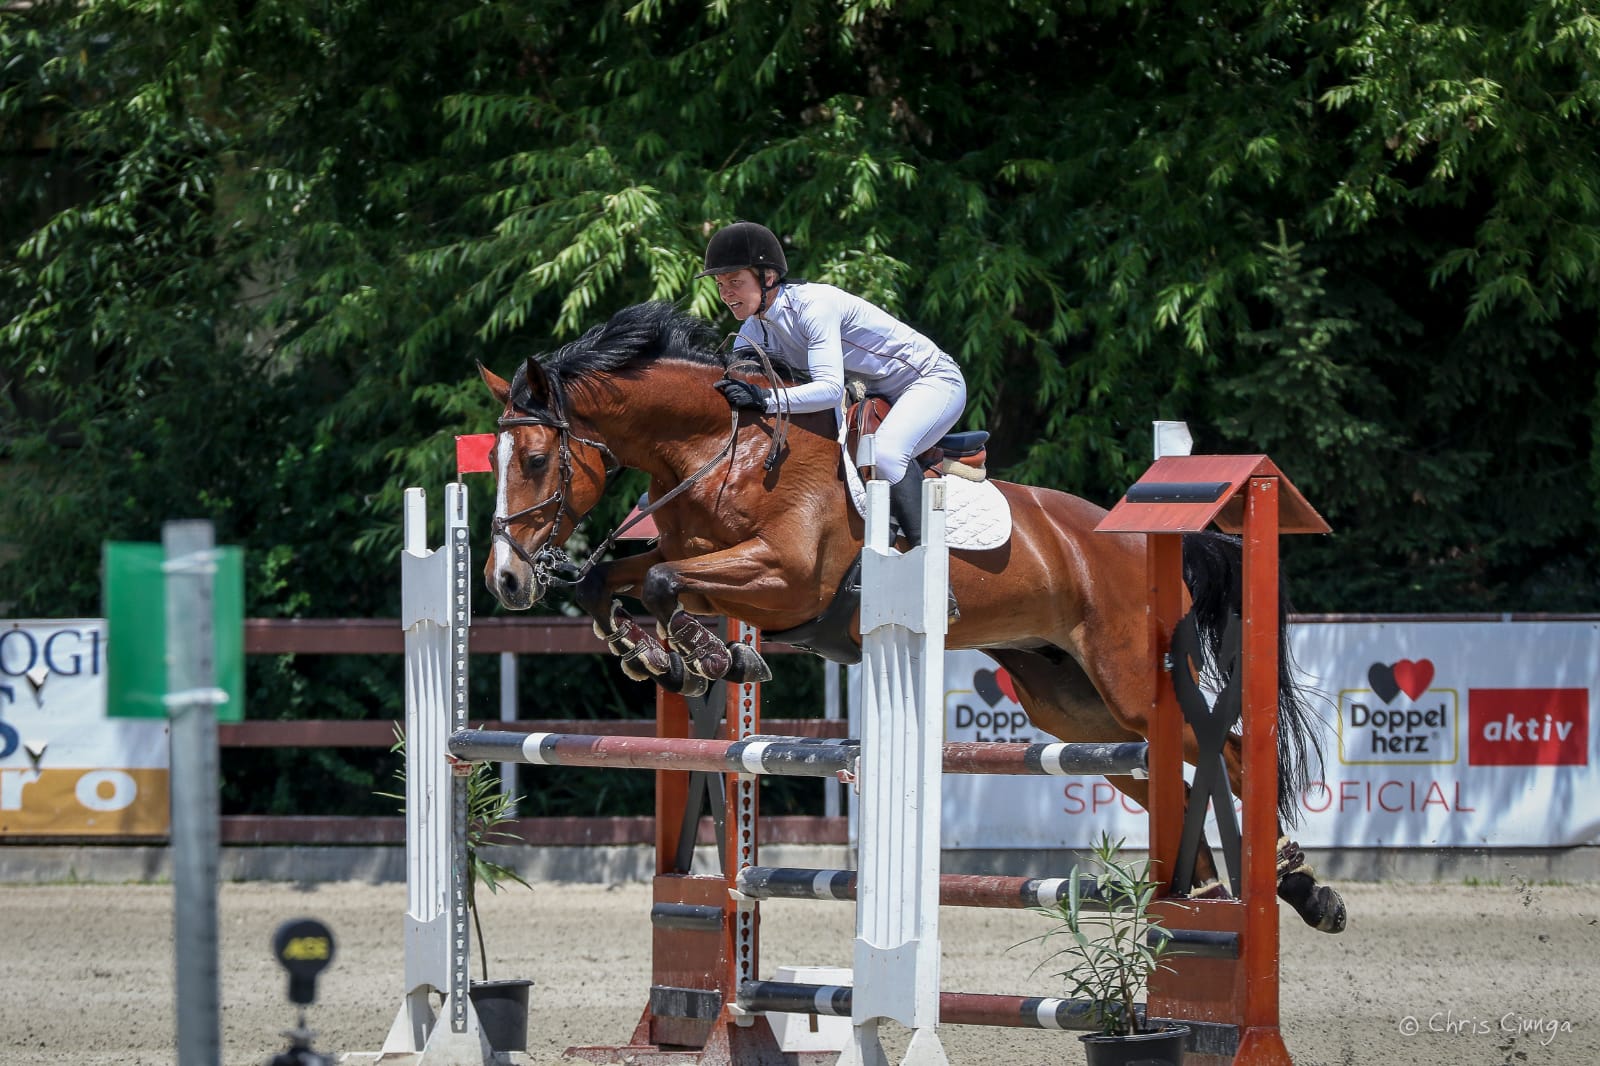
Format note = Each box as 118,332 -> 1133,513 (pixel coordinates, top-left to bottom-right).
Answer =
3,2 -> 1597,808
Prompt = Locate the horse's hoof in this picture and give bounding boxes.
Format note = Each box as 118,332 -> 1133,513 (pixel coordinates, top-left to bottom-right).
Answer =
1277,868 -> 1348,934
726,642 -> 773,683
1308,885 -> 1347,933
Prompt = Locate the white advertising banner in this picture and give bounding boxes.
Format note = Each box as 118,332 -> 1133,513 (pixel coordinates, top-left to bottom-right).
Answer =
853,622 -> 1600,850
0,619 -> 170,836
1289,620 -> 1598,849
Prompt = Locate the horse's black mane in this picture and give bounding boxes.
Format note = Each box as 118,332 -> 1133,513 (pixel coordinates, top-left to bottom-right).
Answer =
509,301 -> 806,414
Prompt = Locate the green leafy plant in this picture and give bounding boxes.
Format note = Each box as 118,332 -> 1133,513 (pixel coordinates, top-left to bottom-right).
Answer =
1024,833 -> 1178,1037
382,731 -> 531,980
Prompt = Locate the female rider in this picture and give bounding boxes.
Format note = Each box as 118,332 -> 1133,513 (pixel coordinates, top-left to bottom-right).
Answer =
698,221 -> 967,548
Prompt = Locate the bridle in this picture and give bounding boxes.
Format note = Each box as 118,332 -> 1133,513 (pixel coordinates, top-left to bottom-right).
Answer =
490,376 -> 621,588
490,372 -> 745,590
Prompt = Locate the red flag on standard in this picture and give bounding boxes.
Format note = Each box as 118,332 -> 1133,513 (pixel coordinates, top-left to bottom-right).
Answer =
455,433 -> 495,474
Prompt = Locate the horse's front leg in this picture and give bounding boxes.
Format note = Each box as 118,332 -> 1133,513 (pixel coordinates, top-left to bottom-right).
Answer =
639,542 -> 790,684
574,552 -> 709,696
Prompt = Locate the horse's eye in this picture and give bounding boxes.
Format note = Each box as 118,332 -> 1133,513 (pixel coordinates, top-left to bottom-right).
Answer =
523,453 -> 549,476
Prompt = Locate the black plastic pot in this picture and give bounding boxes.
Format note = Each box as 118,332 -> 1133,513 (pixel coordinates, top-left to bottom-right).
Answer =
469,978 -> 534,1052
1079,1023 -> 1190,1066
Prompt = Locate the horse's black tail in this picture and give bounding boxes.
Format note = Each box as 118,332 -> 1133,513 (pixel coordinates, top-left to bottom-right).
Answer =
1181,530 -> 1321,826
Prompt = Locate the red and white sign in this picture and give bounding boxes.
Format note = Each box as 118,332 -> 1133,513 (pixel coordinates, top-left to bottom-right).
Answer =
1468,688 -> 1588,766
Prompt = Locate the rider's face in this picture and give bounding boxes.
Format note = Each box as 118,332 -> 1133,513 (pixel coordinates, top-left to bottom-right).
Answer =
713,268 -> 769,321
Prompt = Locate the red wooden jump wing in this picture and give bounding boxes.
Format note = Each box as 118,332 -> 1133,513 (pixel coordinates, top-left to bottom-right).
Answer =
1094,454 -> 1330,535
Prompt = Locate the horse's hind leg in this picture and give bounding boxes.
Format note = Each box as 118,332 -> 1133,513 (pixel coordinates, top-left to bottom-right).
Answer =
1122,776 -> 1345,931
1068,623 -> 1348,932
989,651 -> 1233,895
1215,735 -> 1347,932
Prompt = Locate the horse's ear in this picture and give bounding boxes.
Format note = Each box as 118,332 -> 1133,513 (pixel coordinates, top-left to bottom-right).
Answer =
479,362 -> 511,406
518,356 -> 555,409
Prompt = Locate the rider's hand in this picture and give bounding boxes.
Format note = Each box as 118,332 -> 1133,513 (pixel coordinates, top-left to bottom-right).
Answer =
714,378 -> 769,412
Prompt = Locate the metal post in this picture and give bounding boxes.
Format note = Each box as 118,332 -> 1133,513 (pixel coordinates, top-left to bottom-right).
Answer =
499,652 -> 518,797
164,520 -> 222,1066
823,662 -> 842,819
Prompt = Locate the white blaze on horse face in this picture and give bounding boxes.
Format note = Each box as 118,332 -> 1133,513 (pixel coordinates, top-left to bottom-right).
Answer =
492,430 -> 519,584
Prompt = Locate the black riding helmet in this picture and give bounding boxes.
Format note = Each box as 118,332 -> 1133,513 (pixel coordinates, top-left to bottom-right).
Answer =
695,221 -> 788,280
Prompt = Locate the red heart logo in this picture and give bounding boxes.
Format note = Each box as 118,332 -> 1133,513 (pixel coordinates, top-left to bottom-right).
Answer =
1391,659 -> 1434,701
996,668 -> 1019,705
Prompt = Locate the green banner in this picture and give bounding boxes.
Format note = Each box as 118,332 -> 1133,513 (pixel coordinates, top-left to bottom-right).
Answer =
103,541 -> 244,722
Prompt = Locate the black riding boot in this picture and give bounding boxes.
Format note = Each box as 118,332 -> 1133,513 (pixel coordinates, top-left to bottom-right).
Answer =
887,472 -> 960,623
888,470 -> 925,546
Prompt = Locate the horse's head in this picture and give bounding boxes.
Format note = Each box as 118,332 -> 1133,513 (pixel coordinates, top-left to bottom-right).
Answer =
479,358 -> 615,609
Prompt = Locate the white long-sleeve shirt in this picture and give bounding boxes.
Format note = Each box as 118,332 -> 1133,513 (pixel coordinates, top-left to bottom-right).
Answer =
733,283 -> 958,414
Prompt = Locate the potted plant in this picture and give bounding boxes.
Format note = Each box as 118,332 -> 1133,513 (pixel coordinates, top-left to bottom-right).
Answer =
383,732 -> 535,1053
1026,833 -> 1190,1065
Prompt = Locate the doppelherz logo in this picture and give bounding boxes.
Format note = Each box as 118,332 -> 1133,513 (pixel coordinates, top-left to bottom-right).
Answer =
1338,658 -> 1458,766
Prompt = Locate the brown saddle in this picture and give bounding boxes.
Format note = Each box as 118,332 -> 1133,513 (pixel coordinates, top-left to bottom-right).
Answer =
845,395 -> 989,482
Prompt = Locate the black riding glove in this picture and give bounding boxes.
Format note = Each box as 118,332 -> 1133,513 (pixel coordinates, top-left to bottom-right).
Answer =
714,378 -> 769,412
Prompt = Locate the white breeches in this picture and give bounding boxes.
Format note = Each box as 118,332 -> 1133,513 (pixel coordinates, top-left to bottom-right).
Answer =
871,366 -> 968,484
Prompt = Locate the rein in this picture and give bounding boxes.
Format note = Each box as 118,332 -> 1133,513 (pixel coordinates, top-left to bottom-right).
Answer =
491,380 -> 742,589
724,330 -> 791,472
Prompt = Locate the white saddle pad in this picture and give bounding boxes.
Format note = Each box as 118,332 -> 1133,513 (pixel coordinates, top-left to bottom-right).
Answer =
840,428 -> 1012,551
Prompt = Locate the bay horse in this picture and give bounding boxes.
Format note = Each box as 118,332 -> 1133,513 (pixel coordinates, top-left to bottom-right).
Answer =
478,301 -> 1345,933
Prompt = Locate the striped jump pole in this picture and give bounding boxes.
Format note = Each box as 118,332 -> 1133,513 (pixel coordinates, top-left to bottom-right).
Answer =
736,868 -> 1241,959
736,981 -> 1238,1051
447,730 -> 1148,779
739,980 -> 1101,1032
737,866 -> 1112,911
